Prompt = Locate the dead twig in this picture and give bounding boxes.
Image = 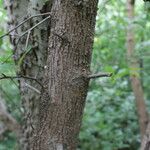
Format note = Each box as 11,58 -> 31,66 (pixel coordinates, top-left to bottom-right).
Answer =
88,72 -> 112,79
0,74 -> 44,88
19,15 -> 51,38
25,30 -> 31,50
15,15 -> 51,48
0,12 -> 51,39
24,82 -> 41,94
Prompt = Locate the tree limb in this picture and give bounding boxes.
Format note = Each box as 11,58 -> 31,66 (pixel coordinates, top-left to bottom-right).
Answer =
0,12 -> 51,39
19,15 -> 51,38
0,74 -> 44,88
88,72 -> 112,79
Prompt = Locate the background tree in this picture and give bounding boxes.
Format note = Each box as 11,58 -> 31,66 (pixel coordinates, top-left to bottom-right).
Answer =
126,0 -> 149,138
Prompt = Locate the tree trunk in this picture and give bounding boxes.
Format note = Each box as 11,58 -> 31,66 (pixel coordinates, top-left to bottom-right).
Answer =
141,122 -> 150,150
126,0 -> 149,138
5,0 -> 53,149
5,0 -> 98,149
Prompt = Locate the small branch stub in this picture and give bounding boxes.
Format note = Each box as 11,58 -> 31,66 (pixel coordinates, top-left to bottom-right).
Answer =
88,72 -> 112,79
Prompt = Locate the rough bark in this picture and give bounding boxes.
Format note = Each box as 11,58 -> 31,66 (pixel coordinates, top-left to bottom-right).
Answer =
32,1 -> 98,149
141,122 -> 150,150
5,0 -> 98,149
4,0 -> 52,149
126,0 -> 149,138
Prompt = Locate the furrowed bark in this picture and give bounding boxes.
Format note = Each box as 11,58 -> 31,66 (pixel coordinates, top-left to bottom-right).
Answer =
5,0 -> 98,149
32,0 -> 98,149
126,0 -> 149,139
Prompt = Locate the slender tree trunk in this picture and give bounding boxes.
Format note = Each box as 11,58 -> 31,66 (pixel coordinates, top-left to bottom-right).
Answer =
126,0 -> 149,138
5,0 -> 98,149
141,122 -> 150,150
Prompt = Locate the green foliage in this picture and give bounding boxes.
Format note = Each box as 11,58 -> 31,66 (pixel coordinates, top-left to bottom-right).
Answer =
79,79 -> 140,150
144,1 -> 150,12
79,0 -> 150,149
0,1 -> 20,149
0,132 -> 18,150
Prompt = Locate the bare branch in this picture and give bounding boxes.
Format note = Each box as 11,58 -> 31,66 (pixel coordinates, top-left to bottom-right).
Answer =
0,12 -> 51,39
19,15 -> 51,38
15,15 -> 51,48
24,82 -> 41,94
88,72 -> 112,79
0,74 -> 44,88
25,30 -> 31,50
